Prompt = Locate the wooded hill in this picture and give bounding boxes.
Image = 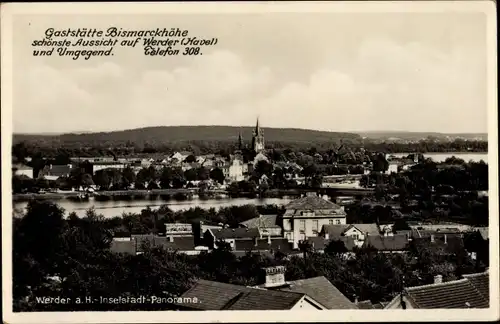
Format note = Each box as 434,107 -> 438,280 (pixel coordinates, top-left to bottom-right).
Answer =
13,126 -> 362,147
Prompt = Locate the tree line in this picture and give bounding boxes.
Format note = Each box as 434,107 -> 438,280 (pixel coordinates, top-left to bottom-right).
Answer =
12,137 -> 487,163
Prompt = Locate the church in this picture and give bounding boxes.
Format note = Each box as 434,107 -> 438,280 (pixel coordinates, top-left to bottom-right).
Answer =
224,118 -> 269,183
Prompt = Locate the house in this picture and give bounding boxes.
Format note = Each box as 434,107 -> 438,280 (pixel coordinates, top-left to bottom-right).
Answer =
283,192 -> 347,248
176,266 -> 331,310
362,234 -> 410,253
251,271 -> 357,310
274,276 -> 358,309
385,271 -> 489,309
239,214 -> 282,237
321,223 -> 380,247
171,151 -> 193,162
386,161 -> 400,174
165,223 -> 193,237
204,228 -> 260,249
196,221 -> 224,238
13,164 -> 34,178
38,164 -> 72,180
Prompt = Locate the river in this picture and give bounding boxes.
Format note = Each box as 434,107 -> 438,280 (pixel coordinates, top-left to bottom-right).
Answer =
13,197 -> 295,218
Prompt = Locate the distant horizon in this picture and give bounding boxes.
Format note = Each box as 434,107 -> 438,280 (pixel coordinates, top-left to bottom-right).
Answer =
13,124 -> 488,136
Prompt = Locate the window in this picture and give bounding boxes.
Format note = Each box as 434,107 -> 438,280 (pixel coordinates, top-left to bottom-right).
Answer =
299,220 -> 306,233
336,220 -> 341,224
352,234 -> 359,240
312,220 -> 319,233
329,220 -> 334,225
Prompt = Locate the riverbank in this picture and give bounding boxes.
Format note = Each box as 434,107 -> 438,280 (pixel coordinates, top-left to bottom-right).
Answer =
12,187 -> 375,203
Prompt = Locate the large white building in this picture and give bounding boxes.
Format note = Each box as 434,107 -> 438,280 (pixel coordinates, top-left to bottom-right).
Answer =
223,158 -> 245,182
282,192 -> 347,248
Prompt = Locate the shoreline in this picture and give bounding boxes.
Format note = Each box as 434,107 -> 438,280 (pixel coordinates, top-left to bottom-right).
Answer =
12,187 -> 375,202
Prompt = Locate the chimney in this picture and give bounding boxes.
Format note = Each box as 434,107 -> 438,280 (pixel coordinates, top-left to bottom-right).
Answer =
168,236 -> 174,243
267,235 -> 271,245
263,266 -> 286,288
325,233 -> 330,240
430,234 -> 435,243
444,234 -> 447,245
254,237 -> 258,247
434,275 -> 442,284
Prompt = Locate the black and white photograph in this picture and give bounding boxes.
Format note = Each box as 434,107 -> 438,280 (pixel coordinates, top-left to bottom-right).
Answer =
1,1 -> 498,323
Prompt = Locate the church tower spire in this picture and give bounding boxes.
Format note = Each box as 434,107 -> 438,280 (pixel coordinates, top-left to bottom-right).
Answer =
252,117 -> 265,153
238,131 -> 243,151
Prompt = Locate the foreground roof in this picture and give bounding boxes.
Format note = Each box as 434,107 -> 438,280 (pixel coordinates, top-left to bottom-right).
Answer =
281,276 -> 357,309
404,271 -> 489,308
177,279 -> 305,310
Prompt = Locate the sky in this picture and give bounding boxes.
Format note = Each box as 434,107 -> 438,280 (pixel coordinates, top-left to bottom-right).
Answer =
10,7 -> 490,134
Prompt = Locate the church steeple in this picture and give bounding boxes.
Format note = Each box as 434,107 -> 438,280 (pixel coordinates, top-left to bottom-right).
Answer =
238,132 -> 243,150
252,117 -> 265,153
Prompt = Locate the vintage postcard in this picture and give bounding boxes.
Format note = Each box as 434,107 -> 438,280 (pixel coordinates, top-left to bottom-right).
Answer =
1,1 -> 498,323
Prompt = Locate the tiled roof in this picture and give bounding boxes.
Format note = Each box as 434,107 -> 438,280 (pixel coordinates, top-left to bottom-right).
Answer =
462,272 -> 489,300
234,238 -> 294,253
110,240 -> 136,255
281,276 -> 357,309
307,236 -> 356,252
350,223 -> 381,235
363,235 -> 409,251
285,195 -> 343,211
177,279 -> 304,310
405,272 -> 490,308
321,224 -> 350,239
239,215 -> 280,229
211,228 -> 260,239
